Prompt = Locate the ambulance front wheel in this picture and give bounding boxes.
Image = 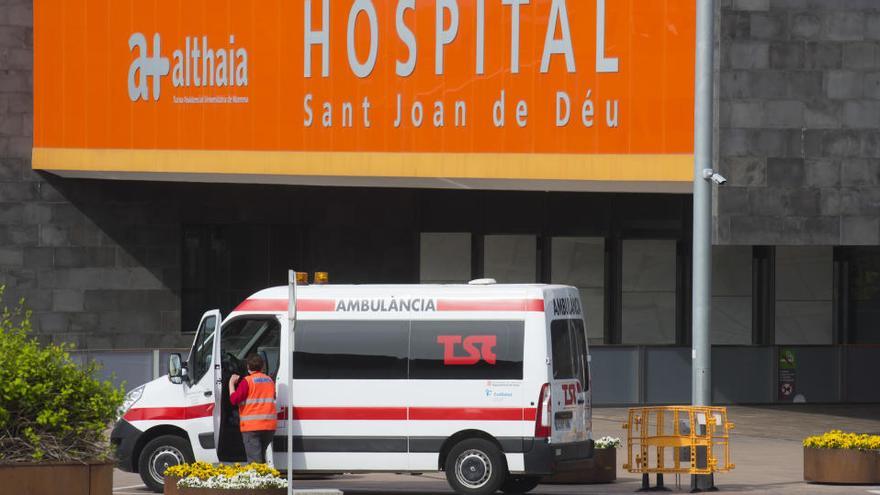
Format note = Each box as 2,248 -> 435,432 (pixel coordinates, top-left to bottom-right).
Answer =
444,438 -> 507,495
138,434 -> 194,493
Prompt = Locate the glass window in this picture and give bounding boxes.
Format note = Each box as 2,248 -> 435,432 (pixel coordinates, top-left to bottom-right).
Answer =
189,315 -> 217,383
420,233 -> 471,283
182,225 -> 302,333
484,235 -> 537,283
410,321 -> 524,380
221,318 -> 281,360
293,321 -> 409,379
551,237 -> 605,344
551,321 -> 575,379
621,240 -> 676,344
550,319 -> 589,390
711,246 -> 752,344
775,246 -> 833,345
849,247 -> 880,344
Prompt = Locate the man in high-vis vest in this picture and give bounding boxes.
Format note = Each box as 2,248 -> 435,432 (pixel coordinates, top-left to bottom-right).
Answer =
229,354 -> 277,463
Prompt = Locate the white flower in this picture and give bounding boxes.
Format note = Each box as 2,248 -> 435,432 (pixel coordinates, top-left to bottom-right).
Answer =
595,436 -> 621,449
177,469 -> 289,489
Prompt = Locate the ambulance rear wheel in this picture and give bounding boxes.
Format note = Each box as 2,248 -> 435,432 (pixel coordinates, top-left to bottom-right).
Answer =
138,435 -> 194,493
444,438 -> 506,495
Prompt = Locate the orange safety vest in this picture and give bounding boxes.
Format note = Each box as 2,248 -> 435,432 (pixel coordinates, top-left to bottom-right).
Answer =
238,372 -> 277,432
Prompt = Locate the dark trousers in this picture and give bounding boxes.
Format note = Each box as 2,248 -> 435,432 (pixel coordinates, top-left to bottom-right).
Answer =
241,430 -> 274,464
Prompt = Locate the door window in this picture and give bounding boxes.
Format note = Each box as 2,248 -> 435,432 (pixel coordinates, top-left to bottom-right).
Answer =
189,315 -> 217,383
219,317 -> 281,378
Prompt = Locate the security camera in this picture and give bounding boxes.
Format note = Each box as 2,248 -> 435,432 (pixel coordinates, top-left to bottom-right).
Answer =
702,169 -> 728,185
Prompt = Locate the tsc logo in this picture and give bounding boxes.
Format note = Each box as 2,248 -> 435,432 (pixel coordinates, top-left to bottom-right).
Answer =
128,33 -> 170,102
436,335 -> 497,366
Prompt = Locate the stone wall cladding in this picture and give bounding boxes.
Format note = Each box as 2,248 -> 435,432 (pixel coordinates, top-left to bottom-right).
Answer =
0,0 -> 188,349
718,0 -> 880,245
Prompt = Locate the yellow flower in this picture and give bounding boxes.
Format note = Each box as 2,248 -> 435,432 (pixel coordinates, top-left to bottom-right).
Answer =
804,430 -> 880,450
164,462 -> 285,481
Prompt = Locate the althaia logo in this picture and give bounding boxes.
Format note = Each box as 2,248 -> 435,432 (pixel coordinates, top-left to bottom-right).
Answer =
128,33 -> 249,102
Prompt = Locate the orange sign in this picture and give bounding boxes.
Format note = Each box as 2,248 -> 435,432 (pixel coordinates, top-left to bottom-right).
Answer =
33,0 -> 695,190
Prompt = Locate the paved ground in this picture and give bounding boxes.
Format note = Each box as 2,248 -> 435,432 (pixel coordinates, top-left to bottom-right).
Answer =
113,405 -> 880,494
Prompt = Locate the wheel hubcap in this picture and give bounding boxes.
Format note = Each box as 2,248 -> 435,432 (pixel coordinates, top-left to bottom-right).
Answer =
148,446 -> 185,484
455,449 -> 491,489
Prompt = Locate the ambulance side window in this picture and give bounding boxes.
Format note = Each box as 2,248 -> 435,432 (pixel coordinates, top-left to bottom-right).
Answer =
409,321 -> 524,380
293,321 -> 409,379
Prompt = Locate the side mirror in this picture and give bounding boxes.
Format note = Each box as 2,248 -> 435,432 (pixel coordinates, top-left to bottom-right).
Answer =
169,353 -> 185,384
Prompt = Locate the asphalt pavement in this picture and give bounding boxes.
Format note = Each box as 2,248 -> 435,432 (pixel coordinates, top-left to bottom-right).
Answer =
113,405 -> 880,494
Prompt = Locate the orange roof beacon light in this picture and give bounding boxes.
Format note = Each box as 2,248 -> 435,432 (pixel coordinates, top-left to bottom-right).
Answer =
313,272 -> 329,285
295,272 -> 309,285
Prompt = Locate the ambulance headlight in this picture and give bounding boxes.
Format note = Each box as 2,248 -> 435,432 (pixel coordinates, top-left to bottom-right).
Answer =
118,385 -> 145,419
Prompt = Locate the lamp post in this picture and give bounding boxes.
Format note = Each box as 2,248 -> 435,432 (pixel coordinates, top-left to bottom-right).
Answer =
692,0 -> 723,491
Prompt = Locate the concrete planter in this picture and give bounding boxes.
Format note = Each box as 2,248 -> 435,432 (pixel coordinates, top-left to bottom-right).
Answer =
163,475 -> 181,495
542,447 -> 617,484
804,447 -> 880,484
0,460 -> 113,495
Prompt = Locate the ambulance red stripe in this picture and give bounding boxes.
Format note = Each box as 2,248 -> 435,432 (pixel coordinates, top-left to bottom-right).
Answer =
408,407 -> 534,421
286,407 -> 407,421
234,298 -> 544,313
124,403 -> 214,421
126,405 -> 537,422
435,299 -> 545,312
234,298 -> 336,312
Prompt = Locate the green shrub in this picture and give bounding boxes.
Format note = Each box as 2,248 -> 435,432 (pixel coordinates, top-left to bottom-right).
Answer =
0,286 -> 125,462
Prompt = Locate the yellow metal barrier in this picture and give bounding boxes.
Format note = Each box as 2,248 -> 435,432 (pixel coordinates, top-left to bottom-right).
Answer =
623,406 -> 735,488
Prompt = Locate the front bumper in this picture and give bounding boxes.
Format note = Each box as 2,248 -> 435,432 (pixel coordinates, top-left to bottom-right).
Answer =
523,438 -> 595,475
110,419 -> 142,472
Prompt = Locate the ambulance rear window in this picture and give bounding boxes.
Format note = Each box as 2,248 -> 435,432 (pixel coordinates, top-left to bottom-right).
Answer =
550,318 -> 589,390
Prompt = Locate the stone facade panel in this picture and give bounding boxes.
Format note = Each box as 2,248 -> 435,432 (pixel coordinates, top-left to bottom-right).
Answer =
841,216 -> 880,244
804,100 -> 841,128
730,41 -> 771,69
822,11 -> 866,41
843,100 -> 880,128
720,0 -> 880,245
722,156 -> 768,186
770,42 -> 804,69
826,70 -> 863,99
841,158 -> 880,186
751,13 -> 788,40
804,42 -> 842,70
792,13 -> 821,39
843,41 -> 880,70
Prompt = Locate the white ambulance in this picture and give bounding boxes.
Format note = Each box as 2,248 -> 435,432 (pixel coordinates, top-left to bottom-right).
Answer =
111,281 -> 593,494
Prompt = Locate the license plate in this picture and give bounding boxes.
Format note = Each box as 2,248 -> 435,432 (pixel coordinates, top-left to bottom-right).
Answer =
555,417 -> 572,430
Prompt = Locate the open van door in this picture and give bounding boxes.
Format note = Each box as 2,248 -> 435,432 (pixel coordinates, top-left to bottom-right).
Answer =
213,314 -> 281,462
197,309 -> 222,455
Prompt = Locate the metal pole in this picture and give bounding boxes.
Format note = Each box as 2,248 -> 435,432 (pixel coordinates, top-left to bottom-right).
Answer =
692,0 -> 715,490
287,270 -> 297,495
692,0 -> 714,409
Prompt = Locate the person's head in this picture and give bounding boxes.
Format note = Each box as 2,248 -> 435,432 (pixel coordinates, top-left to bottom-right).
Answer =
246,354 -> 265,373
